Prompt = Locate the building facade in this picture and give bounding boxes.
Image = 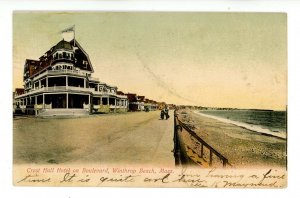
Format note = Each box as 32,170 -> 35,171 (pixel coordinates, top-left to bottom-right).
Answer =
125,93 -> 158,112
14,39 -> 128,116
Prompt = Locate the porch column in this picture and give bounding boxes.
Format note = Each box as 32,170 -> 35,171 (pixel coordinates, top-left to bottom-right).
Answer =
42,93 -> 45,109
88,94 -> 91,113
84,79 -> 86,88
100,96 -> 102,105
66,76 -> 68,90
66,93 -> 68,109
35,95 -> 37,116
39,80 -> 41,89
114,98 -> 116,112
46,77 -> 48,87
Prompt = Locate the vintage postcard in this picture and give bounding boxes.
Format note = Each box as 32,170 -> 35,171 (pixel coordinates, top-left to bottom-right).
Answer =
13,12 -> 287,188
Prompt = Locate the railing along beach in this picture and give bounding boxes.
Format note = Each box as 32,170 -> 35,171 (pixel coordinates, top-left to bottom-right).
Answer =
173,110 -> 231,168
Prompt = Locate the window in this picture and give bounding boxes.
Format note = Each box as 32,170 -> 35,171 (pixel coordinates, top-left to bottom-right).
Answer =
63,52 -> 67,58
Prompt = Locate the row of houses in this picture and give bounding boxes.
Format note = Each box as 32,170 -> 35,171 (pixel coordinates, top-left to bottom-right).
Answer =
124,93 -> 166,112
13,33 -> 167,117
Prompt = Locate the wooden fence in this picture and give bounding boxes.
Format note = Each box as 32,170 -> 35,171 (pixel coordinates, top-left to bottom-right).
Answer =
173,111 -> 231,167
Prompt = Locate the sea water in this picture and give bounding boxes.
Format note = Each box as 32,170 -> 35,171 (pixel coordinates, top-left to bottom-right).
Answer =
196,110 -> 287,139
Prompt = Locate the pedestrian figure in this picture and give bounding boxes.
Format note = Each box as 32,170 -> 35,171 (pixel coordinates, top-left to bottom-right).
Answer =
164,105 -> 169,120
160,109 -> 165,120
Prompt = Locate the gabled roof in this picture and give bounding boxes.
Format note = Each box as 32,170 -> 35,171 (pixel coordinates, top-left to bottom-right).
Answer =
24,59 -> 40,78
27,39 -> 94,78
137,96 -> 145,102
54,40 -> 73,51
71,39 -> 94,73
25,59 -> 39,65
117,91 -> 125,95
15,88 -> 24,96
125,93 -> 137,101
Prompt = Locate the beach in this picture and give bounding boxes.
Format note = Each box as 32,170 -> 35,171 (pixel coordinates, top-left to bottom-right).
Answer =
177,110 -> 287,168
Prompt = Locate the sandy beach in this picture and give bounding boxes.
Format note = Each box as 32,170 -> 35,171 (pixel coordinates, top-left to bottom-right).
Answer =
177,110 -> 287,168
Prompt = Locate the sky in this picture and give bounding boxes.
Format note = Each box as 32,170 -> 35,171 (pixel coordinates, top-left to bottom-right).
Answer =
13,12 -> 287,110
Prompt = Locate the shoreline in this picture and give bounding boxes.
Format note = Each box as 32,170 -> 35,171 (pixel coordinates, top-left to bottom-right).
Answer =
193,111 -> 286,140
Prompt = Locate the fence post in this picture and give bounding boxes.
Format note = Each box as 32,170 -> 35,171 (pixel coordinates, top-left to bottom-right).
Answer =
200,143 -> 203,158
223,159 -> 227,168
209,150 -> 213,167
174,111 -> 181,166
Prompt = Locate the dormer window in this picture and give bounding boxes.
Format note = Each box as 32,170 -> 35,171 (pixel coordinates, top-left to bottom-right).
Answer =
53,53 -> 58,60
82,60 -> 88,69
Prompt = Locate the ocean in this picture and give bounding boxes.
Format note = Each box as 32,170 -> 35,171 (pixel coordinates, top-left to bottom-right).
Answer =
196,110 -> 287,139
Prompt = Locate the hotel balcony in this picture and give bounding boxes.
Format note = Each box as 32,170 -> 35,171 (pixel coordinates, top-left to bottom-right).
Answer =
15,86 -> 95,98
92,90 -> 128,99
33,69 -> 99,81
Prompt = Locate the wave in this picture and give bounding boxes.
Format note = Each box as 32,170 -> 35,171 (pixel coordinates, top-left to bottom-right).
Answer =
193,111 -> 286,139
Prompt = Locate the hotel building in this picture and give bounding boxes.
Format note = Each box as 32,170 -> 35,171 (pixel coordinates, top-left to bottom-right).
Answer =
14,38 -> 128,116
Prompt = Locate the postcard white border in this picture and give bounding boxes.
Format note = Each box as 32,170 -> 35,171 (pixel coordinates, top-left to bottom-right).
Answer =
1,0 -> 300,197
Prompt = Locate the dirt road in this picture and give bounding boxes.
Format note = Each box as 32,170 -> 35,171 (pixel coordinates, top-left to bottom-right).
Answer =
13,111 -> 174,167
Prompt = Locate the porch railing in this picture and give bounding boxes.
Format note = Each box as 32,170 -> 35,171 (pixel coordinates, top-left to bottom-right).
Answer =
33,69 -> 95,81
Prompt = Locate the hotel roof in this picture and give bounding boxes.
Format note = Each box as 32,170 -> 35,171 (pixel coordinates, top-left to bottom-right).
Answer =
54,40 -> 73,51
